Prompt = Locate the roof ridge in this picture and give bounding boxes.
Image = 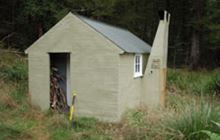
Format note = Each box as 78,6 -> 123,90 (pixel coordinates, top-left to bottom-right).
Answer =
74,13 -> 151,53
77,15 -> 129,33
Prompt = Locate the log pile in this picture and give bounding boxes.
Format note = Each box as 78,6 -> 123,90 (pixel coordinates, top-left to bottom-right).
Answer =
50,67 -> 69,112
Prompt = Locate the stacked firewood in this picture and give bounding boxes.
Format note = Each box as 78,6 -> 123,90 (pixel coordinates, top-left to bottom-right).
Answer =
50,67 -> 69,112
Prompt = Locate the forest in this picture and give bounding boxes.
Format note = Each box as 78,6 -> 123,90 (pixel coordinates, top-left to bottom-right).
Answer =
0,0 -> 219,69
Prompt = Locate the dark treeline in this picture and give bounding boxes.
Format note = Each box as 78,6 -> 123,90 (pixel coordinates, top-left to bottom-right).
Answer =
0,0 -> 219,69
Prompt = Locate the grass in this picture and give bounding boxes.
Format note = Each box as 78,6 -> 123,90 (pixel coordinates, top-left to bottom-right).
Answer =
0,50 -> 220,140
165,99 -> 220,139
168,69 -> 220,96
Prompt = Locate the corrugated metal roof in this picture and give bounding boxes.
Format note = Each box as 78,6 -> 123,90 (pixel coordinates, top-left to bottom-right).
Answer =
79,16 -> 151,53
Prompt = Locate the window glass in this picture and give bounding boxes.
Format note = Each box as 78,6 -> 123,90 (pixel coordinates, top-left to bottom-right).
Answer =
134,54 -> 142,77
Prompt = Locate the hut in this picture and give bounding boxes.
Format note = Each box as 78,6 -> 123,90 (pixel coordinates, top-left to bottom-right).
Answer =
25,11 -> 170,122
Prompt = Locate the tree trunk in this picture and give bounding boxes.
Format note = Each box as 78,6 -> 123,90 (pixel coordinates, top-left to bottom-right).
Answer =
190,30 -> 200,69
189,0 -> 204,69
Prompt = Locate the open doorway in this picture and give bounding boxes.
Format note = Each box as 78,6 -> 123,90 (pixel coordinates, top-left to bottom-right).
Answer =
50,53 -> 70,112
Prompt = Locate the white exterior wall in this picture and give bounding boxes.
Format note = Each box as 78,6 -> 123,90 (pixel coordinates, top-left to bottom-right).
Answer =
142,11 -> 170,107
118,53 -> 148,116
27,13 -> 123,122
28,52 -> 50,109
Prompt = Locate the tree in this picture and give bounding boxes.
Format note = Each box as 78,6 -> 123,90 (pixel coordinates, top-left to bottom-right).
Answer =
189,0 -> 205,69
201,0 -> 220,67
0,0 -> 219,68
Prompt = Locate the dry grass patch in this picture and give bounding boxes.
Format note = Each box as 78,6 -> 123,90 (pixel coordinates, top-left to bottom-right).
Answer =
0,81 -> 18,110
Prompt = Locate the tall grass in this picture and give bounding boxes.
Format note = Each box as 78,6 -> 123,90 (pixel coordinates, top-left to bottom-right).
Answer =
0,52 -> 28,112
166,100 -> 220,139
0,51 -> 220,140
0,52 -> 27,82
0,51 -> 31,140
168,69 -> 220,95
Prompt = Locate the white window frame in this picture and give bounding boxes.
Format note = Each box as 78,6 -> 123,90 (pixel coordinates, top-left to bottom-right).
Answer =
134,54 -> 143,78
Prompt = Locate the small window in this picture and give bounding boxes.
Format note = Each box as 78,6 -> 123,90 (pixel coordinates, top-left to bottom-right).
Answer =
134,54 -> 143,77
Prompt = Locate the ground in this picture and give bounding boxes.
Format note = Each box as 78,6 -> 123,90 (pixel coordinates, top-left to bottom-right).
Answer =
0,50 -> 219,140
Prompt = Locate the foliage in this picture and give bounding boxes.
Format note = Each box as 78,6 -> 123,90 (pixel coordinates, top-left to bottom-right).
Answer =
166,101 -> 220,139
203,0 -> 220,48
168,69 -> 220,95
126,110 -> 146,128
192,130 -> 220,140
208,73 -> 220,95
0,62 -> 27,82
0,0 -> 219,68
0,49 -> 27,83
0,123 -> 30,140
74,117 -> 97,132
0,52 -> 220,140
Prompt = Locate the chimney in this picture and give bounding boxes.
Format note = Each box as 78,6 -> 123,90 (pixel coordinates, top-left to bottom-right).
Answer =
142,11 -> 170,107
